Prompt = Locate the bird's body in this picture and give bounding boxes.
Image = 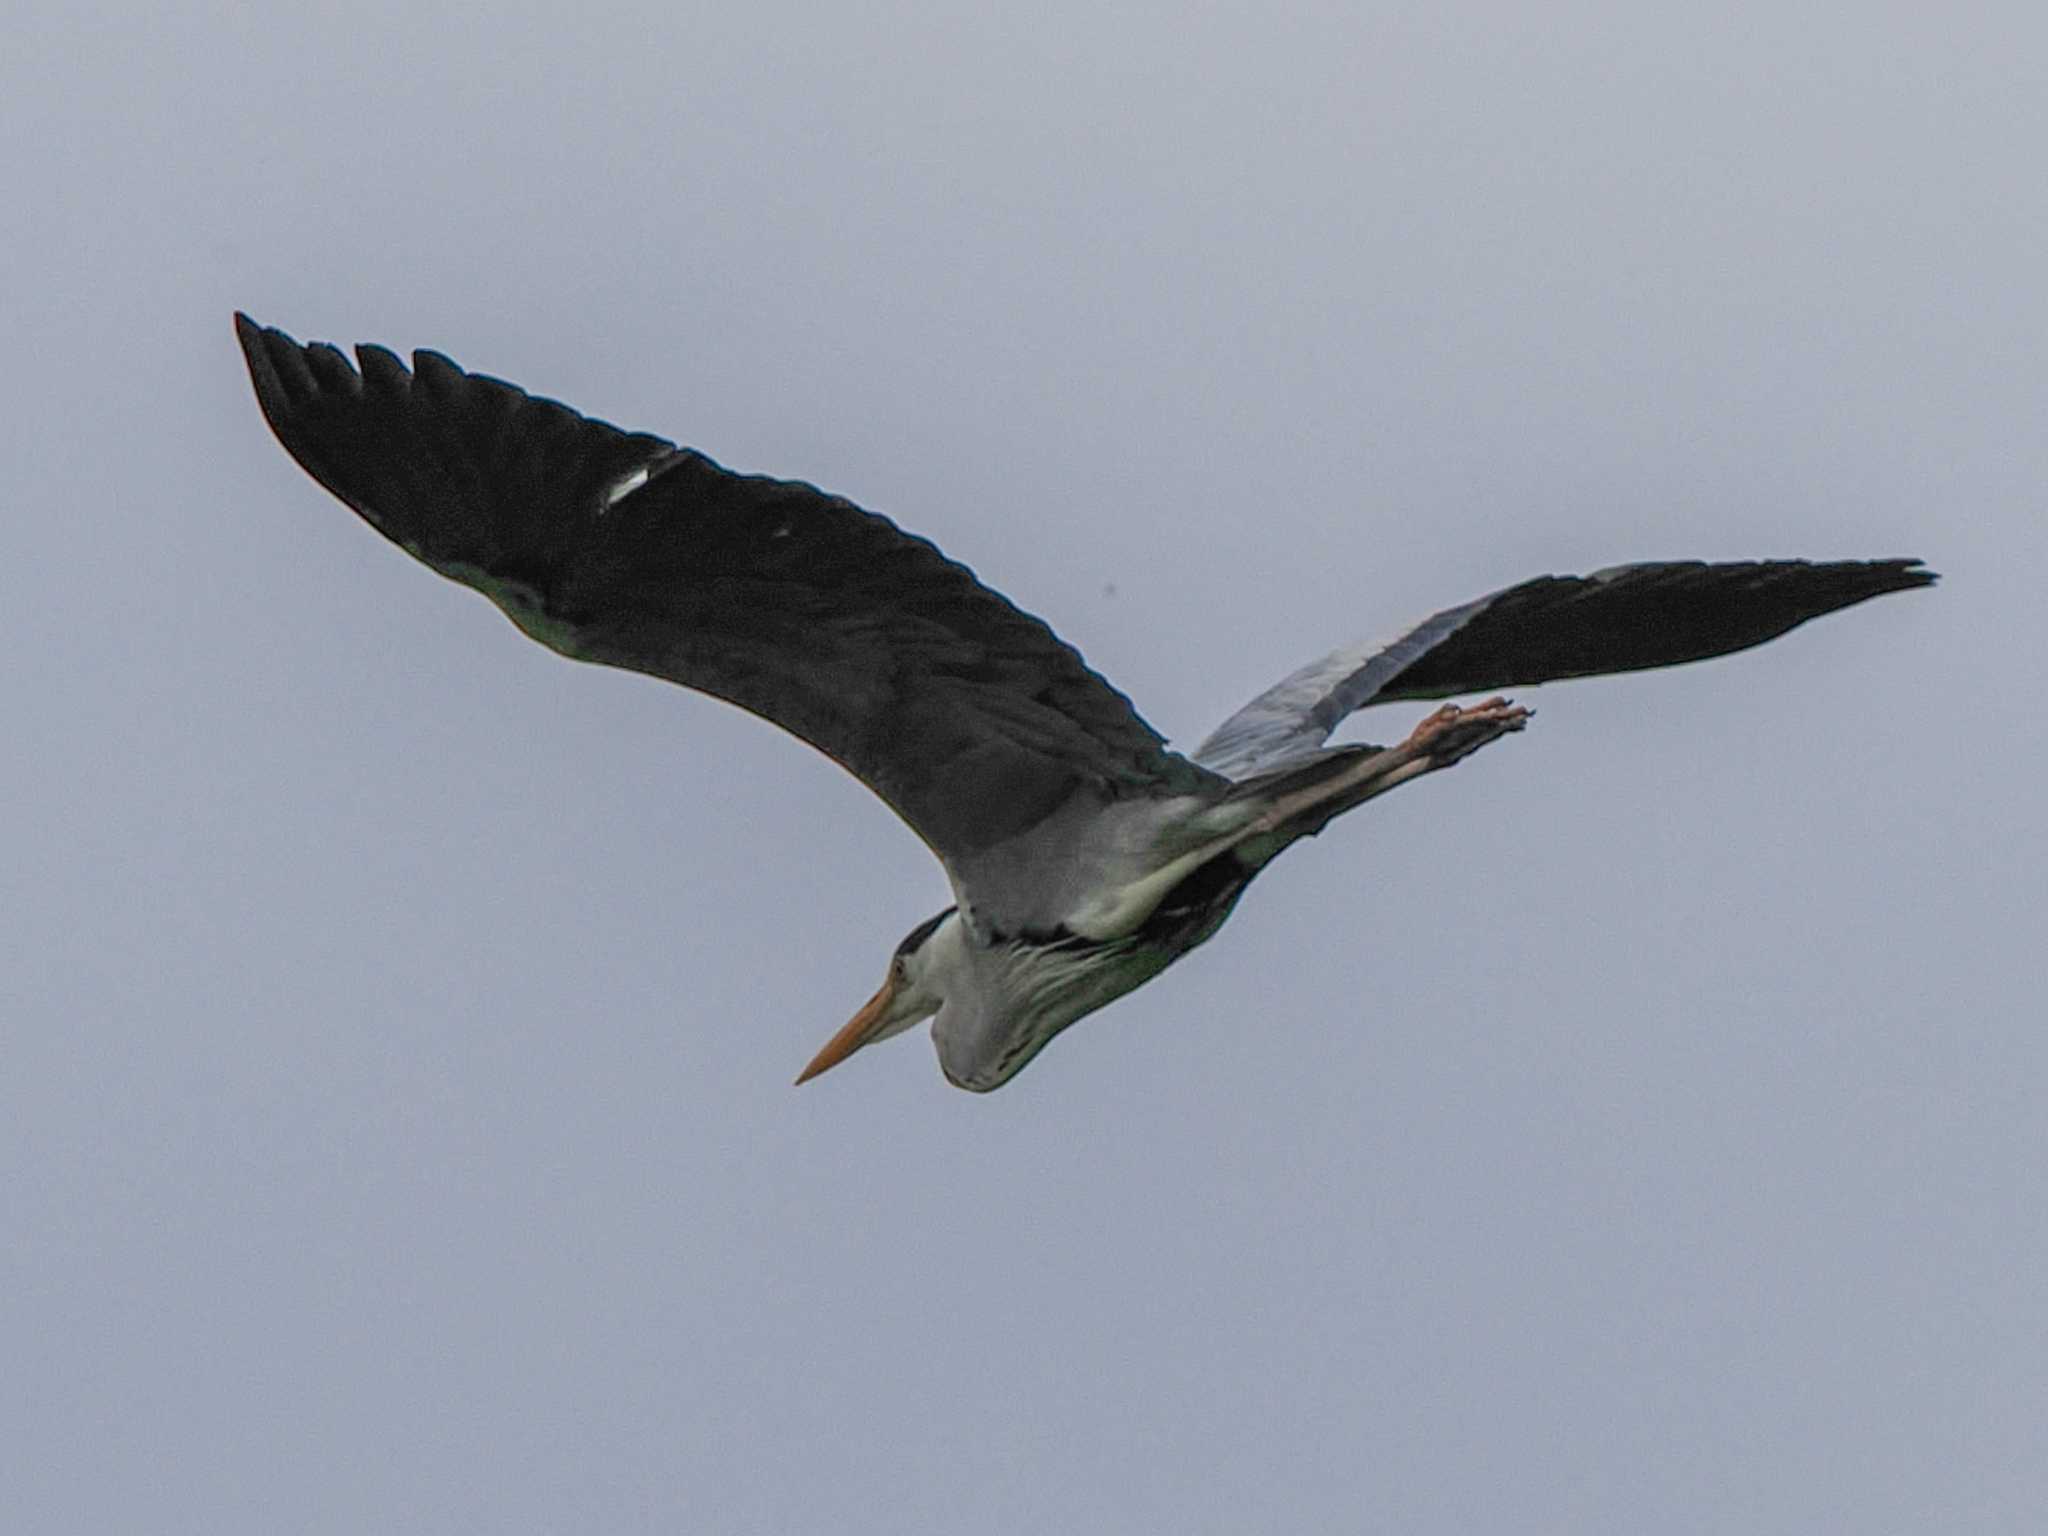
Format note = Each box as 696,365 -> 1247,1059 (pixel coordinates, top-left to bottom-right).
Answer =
236,315 -> 1934,1091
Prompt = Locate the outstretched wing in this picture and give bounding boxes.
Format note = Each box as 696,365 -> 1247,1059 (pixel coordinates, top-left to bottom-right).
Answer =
1193,559 -> 1936,778
237,315 -> 1215,857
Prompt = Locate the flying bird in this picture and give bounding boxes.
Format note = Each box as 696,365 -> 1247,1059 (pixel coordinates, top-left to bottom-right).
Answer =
235,314 -> 1934,1092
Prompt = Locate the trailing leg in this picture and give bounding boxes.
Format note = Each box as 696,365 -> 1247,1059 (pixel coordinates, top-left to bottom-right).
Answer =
1238,697 -> 1531,851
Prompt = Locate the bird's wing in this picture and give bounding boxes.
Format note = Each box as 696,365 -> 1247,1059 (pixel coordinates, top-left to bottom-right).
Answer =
1193,559 -> 1936,779
237,315 -> 1217,859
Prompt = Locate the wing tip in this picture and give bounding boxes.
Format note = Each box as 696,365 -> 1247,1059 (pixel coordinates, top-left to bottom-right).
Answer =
1836,556 -> 1940,603
1888,557 -> 1940,588
234,311 -> 305,433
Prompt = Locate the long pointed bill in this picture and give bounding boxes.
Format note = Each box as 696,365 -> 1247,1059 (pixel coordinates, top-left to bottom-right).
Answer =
794,975 -> 900,1085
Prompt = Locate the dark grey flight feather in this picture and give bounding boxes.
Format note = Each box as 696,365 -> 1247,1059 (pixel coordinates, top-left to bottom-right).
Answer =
1194,560 -> 1936,778
236,315 -> 1217,857
1378,561 -> 1939,700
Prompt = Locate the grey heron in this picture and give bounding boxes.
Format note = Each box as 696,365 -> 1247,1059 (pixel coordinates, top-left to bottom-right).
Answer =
235,314 -> 1935,1092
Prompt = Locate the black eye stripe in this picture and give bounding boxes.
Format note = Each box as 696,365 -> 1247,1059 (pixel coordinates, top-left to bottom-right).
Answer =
893,906 -> 956,959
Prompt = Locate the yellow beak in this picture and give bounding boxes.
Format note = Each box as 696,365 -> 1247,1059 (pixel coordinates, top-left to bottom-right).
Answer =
794,974 -> 899,1085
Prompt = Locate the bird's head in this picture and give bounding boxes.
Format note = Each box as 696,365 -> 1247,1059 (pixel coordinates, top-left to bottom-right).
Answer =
794,908 -> 958,1084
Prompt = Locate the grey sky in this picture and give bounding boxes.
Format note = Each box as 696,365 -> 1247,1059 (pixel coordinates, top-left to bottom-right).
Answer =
5,2 -> 2042,1531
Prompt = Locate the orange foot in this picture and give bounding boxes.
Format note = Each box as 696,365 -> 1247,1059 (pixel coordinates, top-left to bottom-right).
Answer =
1402,696 -> 1532,764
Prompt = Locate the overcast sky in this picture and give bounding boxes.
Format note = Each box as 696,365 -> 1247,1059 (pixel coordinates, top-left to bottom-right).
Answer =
5,3 -> 2043,1532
